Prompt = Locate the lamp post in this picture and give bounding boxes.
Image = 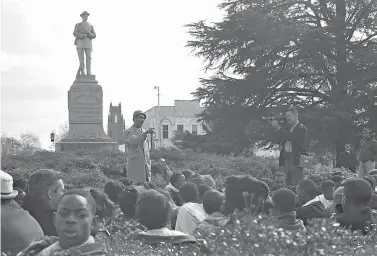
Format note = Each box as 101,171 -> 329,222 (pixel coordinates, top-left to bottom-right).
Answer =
154,86 -> 161,148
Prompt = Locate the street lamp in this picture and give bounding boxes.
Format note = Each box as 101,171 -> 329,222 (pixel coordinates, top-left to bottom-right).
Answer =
154,86 -> 161,147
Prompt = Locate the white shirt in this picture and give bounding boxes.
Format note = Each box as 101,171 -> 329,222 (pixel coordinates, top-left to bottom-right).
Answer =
175,202 -> 208,234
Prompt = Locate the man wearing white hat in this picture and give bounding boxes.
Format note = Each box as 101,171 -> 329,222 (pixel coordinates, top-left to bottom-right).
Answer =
124,110 -> 154,183
1,170 -> 44,255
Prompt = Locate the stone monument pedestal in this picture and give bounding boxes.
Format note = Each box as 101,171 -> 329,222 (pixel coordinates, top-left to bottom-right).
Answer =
55,75 -> 118,152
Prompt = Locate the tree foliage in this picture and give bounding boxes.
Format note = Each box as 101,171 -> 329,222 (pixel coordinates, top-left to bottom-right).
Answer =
186,0 -> 377,153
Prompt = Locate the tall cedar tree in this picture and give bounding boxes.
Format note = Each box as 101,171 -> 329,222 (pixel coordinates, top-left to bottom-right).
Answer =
186,0 -> 377,155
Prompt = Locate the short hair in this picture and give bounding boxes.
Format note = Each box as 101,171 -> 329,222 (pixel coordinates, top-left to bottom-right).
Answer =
343,178 -> 372,206
274,172 -> 286,179
369,169 -> 377,175
118,186 -> 139,218
28,169 -> 63,198
202,190 -> 224,215
272,188 -> 297,213
224,175 -> 269,214
13,177 -> 28,191
170,172 -> 183,185
135,190 -> 171,230
120,178 -> 133,187
58,189 -> 97,215
181,170 -> 195,181
332,171 -> 343,177
154,188 -> 173,202
104,180 -> 125,204
198,184 -> 212,199
298,179 -> 318,198
89,188 -> 116,219
331,175 -> 343,184
363,176 -> 376,190
179,182 -> 199,203
287,106 -> 298,115
321,180 -> 335,192
189,174 -> 205,188
307,175 -> 322,184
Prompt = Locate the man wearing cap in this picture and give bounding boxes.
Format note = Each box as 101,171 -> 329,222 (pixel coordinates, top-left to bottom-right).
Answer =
73,11 -> 96,76
271,105 -> 308,186
124,110 -> 154,183
1,170 -> 44,255
358,128 -> 377,178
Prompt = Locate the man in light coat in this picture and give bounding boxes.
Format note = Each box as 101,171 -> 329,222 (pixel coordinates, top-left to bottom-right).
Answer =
73,11 -> 96,76
124,110 -> 154,183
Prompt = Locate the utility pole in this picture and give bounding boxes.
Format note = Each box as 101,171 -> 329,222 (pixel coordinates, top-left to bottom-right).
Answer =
154,86 -> 161,148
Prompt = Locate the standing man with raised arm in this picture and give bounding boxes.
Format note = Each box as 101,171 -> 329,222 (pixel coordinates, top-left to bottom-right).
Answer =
271,105 -> 308,186
124,110 -> 154,183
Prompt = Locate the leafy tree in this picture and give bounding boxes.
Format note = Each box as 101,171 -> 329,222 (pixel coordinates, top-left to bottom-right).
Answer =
186,0 -> 377,154
55,122 -> 69,141
19,132 -> 42,154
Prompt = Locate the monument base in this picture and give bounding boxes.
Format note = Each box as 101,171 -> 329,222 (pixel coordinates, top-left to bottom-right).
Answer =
55,75 -> 119,153
55,141 -> 118,152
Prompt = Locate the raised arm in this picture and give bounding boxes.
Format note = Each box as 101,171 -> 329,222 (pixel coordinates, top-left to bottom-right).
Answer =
124,130 -> 147,145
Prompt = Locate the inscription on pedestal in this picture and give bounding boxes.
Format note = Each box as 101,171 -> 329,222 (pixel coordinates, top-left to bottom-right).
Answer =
69,85 -> 103,124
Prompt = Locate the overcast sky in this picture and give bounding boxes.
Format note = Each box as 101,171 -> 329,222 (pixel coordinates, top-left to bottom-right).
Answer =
1,0 -> 224,148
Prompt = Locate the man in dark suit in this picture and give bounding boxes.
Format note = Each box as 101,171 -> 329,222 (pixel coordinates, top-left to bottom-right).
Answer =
271,106 -> 308,186
336,143 -> 358,173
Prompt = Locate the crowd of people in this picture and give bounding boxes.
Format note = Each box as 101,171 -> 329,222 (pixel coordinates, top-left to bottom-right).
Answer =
2,165 -> 377,255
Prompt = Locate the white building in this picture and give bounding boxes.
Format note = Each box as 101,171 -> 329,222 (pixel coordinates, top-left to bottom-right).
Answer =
143,100 -> 206,148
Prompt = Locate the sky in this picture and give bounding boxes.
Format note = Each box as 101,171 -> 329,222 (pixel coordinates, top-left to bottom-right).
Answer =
1,0 -> 225,149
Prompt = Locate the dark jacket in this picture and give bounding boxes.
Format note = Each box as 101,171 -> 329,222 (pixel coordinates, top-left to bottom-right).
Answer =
336,150 -> 358,172
22,194 -> 57,236
165,187 -> 182,207
359,137 -> 377,163
296,200 -> 326,226
271,211 -> 306,231
329,208 -> 377,235
1,199 -> 44,256
278,123 -> 308,166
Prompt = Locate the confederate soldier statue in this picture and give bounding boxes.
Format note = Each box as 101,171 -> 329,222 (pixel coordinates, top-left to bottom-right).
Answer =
271,105 -> 308,186
73,11 -> 96,76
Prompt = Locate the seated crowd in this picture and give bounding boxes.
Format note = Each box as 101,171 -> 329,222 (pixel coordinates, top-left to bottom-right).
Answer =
2,167 -> 377,255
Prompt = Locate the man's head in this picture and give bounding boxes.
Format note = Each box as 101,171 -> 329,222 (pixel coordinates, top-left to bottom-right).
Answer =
342,178 -> 372,216
13,177 -> 28,192
321,180 -> 335,200
362,128 -> 370,140
14,188 -> 26,205
272,172 -> 286,190
297,179 -> 318,205
104,180 -> 125,204
80,11 -> 89,22
363,176 -> 376,191
54,189 -> 97,250
119,186 -> 139,218
179,182 -> 199,203
271,188 -> 297,214
89,188 -> 115,220
198,184 -> 212,200
307,175 -> 322,195
202,190 -> 224,215
132,110 -> 146,128
181,170 -> 195,181
170,172 -> 186,190
344,143 -> 351,152
285,106 -> 299,126
224,175 -> 269,214
135,190 -> 172,230
120,178 -> 133,187
28,169 -> 65,209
